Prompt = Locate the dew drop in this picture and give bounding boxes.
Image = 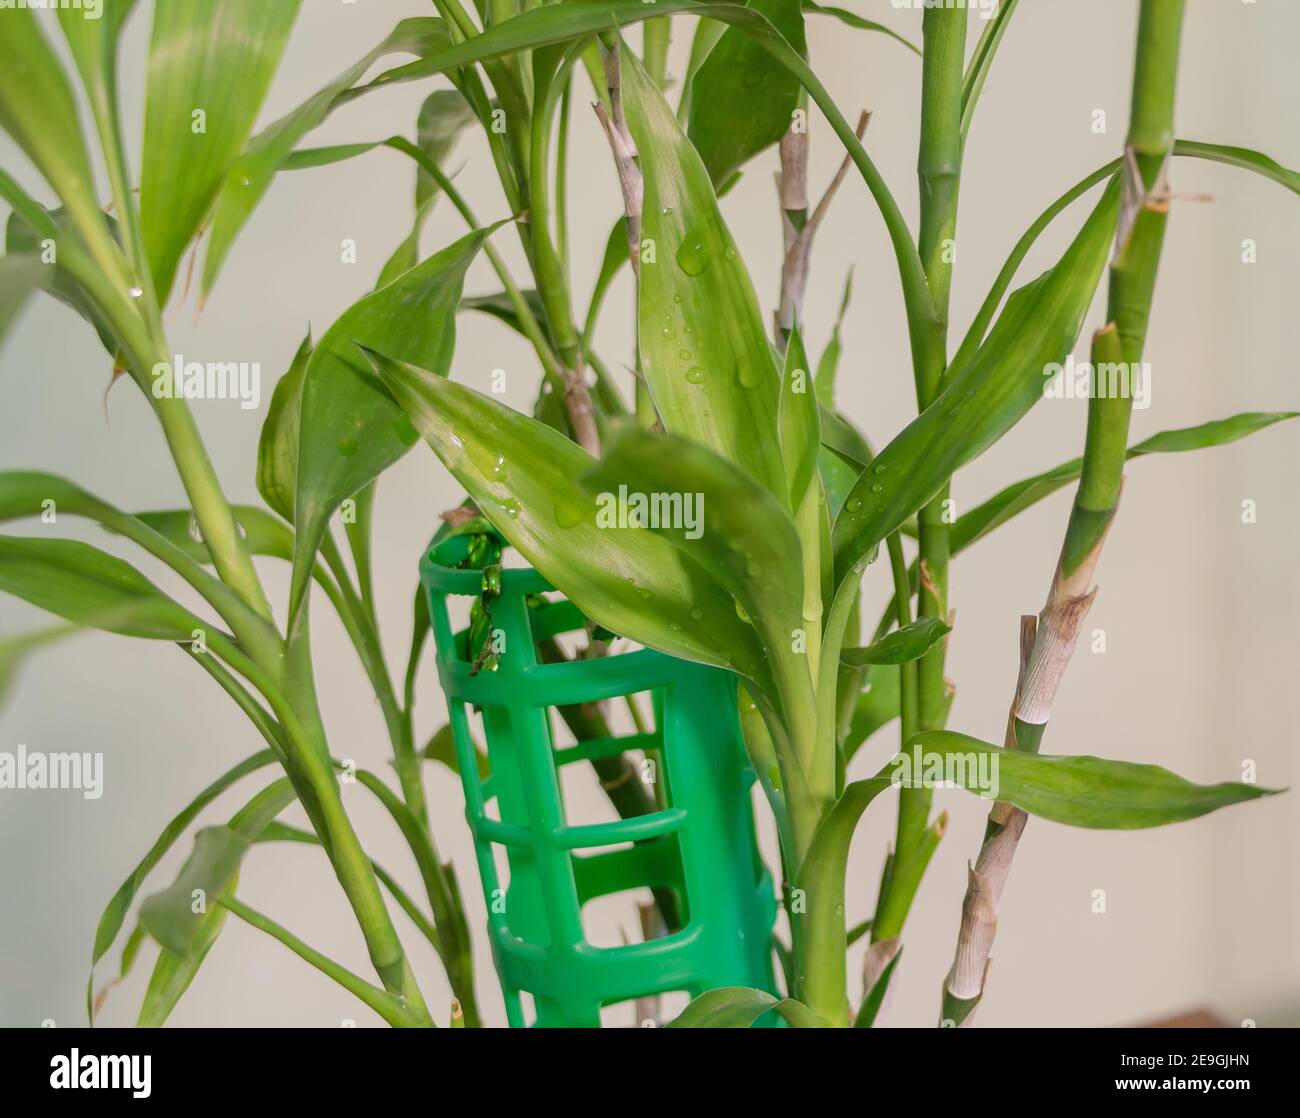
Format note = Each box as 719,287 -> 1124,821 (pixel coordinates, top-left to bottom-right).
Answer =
846,497 -> 862,512
662,326 -> 675,340
678,349 -> 692,361
873,463 -> 888,475
871,483 -> 884,494
669,621 -> 683,632
735,360 -> 761,389
689,607 -> 704,622
735,600 -> 751,622
661,205 -> 674,216
497,498 -> 520,519
675,229 -> 712,276
128,285 -> 143,299
724,246 -> 736,261
685,366 -> 705,384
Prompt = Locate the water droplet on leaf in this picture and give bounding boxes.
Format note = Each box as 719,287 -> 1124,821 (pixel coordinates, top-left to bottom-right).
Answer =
675,229 -> 712,276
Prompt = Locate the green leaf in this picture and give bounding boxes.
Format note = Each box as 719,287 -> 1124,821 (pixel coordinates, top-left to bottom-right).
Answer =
686,0 -> 806,185
141,0 -> 302,305
805,3 -> 920,56
831,179 -> 1121,581
900,733 -> 1279,829
137,778 -> 296,1026
0,9 -> 116,278
256,331 -> 312,523
843,617 -> 951,667
951,411 -> 1299,556
583,424 -> 807,709
619,43 -> 786,501
289,226 -> 492,620
0,535 -> 208,641
376,90 -> 477,289
0,253 -> 41,346
1175,139 -> 1300,196
582,218 -> 630,343
779,329 -> 820,512
814,268 -> 854,408
461,288 -> 548,339
5,207 -> 120,357
140,826 -> 248,956
133,505 -> 294,564
88,750 -> 277,1019
422,724 -> 489,780
202,17 -> 451,297
370,351 -> 768,686
666,986 -> 825,1028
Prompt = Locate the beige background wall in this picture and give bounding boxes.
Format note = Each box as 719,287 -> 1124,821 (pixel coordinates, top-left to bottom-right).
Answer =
1,0 -> 1297,1027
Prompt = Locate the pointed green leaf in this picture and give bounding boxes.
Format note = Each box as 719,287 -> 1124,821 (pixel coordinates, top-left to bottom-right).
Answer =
289,227 -> 491,619
257,331 -> 311,523
0,535 -> 208,641
806,3 -> 920,56
376,90 -> 476,289
666,986 -> 824,1028
137,778 -> 296,1026
0,253 -> 41,346
843,617 -> 951,667
0,8 -> 114,277
619,43 -> 785,500
814,268 -> 854,408
202,16 -> 450,296
779,329 -> 820,512
1175,139 -> 1300,196
370,352 -> 767,685
88,750 -> 276,1018
686,0 -> 806,185
141,0 -> 302,305
134,505 -> 294,564
832,179 -> 1121,581
900,733 -> 1278,829
140,826 -> 250,956
952,411 -> 1299,555
583,424 -> 807,708
5,207 -> 120,357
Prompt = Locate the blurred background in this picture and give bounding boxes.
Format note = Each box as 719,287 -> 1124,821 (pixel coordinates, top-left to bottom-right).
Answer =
1,0 -> 1297,1028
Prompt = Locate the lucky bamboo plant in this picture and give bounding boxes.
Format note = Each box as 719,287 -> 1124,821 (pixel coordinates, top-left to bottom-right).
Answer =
0,0 -> 1294,1028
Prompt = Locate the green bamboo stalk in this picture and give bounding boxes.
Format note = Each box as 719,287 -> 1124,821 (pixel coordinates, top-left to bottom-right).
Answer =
887,5 -> 967,937
942,0 -> 1186,1026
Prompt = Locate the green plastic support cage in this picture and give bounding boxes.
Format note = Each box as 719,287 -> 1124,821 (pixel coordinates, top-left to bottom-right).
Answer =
420,533 -> 777,1027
